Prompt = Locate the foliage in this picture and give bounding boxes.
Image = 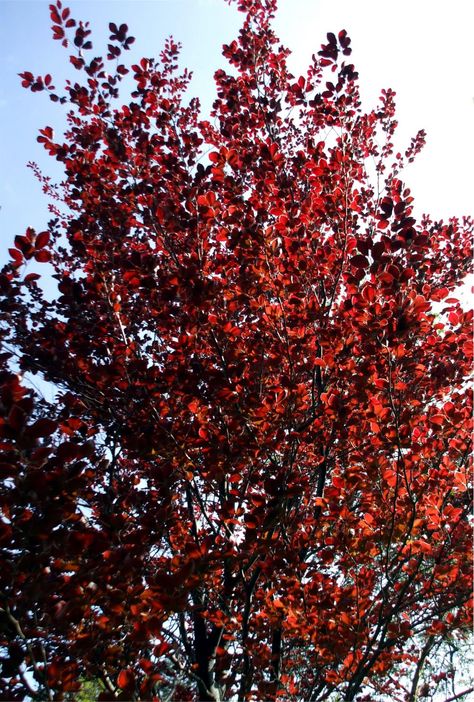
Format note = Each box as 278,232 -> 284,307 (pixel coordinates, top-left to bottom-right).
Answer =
1,0 -> 472,700
64,677 -> 104,701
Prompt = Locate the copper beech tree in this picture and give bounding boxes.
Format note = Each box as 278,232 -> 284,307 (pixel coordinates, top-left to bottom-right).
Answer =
0,0 -> 472,700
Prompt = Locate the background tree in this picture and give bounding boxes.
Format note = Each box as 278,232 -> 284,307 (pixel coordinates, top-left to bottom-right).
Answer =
0,0 -> 472,700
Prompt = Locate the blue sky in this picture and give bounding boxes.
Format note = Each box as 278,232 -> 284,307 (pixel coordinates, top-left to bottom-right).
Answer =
1,0 -> 473,270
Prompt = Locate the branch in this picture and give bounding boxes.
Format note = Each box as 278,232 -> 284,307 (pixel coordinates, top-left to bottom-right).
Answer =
408,635 -> 435,702
0,603 -> 53,701
443,688 -> 474,702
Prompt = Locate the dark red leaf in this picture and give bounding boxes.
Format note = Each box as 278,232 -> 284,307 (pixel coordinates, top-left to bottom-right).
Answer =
34,250 -> 52,263
35,231 -> 50,249
29,418 -> 58,438
350,254 -> 369,269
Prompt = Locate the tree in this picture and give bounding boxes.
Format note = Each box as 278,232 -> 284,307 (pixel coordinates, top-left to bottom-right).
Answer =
0,0 -> 472,699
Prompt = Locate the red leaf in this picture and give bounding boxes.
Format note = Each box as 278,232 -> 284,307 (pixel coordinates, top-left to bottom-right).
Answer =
24,273 -> 41,283
350,254 -> 369,269
188,399 -> 200,414
198,426 -> 209,440
52,26 -> 65,39
35,231 -> 50,249
56,442 -> 80,462
8,405 -> 26,431
8,248 -> 23,265
35,250 -> 52,263
448,310 -> 459,325
50,5 -> 61,24
117,669 -> 135,690
29,418 -> 57,438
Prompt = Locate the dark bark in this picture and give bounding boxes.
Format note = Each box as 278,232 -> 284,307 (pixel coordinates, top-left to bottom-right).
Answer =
269,626 -> 282,698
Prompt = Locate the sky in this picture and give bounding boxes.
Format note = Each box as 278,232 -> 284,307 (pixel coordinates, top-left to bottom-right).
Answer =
0,0 -> 473,272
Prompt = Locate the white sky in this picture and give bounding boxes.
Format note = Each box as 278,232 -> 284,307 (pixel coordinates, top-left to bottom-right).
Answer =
276,0 -> 474,220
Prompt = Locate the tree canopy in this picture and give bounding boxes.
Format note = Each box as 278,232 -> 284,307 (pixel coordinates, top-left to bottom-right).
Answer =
0,1 -> 472,700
